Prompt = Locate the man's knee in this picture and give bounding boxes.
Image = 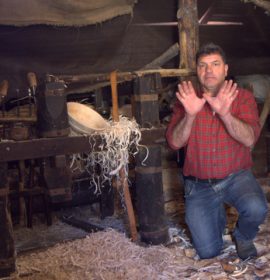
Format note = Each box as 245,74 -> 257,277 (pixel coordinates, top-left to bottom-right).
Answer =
243,198 -> 268,223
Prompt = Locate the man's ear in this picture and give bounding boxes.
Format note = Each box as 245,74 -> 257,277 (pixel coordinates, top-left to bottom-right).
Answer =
225,64 -> 229,76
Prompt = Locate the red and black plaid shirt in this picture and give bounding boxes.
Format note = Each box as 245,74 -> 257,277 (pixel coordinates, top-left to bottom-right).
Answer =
166,88 -> 261,179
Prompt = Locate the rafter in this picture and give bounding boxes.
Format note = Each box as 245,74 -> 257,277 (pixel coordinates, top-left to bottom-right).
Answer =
242,0 -> 270,14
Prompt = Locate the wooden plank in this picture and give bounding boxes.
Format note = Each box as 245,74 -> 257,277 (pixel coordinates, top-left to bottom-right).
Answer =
0,136 -> 93,162
0,127 -> 166,162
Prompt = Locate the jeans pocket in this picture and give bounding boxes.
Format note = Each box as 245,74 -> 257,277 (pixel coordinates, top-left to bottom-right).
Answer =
184,180 -> 195,198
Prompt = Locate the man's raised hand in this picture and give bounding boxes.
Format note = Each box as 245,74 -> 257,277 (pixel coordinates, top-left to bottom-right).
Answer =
203,80 -> 238,117
176,81 -> 206,117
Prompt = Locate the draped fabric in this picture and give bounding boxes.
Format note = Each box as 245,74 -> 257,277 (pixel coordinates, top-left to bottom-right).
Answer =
0,0 -> 137,26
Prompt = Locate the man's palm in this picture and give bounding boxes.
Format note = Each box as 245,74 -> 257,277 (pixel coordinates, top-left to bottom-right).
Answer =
176,81 -> 206,117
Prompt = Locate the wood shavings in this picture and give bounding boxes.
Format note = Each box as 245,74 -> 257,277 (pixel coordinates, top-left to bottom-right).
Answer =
70,116 -> 146,195
8,200 -> 270,280
8,207 -> 270,280
6,229 -> 208,280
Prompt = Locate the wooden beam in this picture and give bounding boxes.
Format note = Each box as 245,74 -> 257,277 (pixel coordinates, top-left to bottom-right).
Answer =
0,127 -> 166,162
141,43 -> 180,70
177,0 -> 199,70
243,0 -> 270,14
62,68 -> 195,94
0,117 -> 36,123
198,1 -> 216,24
59,68 -> 194,83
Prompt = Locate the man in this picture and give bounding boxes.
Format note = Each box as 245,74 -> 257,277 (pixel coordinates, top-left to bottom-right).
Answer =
166,42 -> 268,260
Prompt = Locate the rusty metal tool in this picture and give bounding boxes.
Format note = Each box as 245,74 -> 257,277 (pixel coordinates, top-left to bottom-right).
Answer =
110,70 -> 138,242
27,72 -> 37,116
27,72 -> 37,98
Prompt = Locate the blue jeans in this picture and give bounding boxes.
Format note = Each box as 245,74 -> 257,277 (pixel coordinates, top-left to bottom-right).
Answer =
184,169 -> 268,259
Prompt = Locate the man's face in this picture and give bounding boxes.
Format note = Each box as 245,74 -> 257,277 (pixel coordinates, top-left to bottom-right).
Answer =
196,53 -> 228,95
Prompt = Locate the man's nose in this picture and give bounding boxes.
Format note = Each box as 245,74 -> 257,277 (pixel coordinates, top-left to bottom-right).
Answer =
206,65 -> 212,72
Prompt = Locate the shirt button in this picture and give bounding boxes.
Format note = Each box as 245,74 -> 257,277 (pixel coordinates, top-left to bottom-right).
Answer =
212,148 -> 216,152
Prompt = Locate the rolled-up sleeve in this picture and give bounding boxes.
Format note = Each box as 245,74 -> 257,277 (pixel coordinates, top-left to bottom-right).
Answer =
236,89 -> 261,143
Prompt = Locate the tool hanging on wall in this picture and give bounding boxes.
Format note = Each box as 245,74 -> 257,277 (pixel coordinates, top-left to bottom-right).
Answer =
27,72 -> 37,117
110,70 -> 138,242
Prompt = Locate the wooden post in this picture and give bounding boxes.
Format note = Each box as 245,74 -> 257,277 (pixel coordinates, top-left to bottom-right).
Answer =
177,0 -> 199,70
133,73 -> 161,128
135,145 -> 169,245
0,163 -> 16,278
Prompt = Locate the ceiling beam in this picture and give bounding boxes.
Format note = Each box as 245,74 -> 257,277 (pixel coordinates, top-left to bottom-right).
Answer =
199,0 -> 216,24
242,0 -> 270,14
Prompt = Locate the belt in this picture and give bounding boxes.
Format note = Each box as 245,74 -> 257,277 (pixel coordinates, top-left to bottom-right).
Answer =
184,175 -> 224,184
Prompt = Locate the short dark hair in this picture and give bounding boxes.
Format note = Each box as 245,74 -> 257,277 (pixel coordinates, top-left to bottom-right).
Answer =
196,42 -> 227,64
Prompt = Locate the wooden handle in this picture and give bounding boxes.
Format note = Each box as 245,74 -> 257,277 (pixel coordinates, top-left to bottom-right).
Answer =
110,71 -> 119,122
110,70 -> 138,241
0,80 -> 8,98
120,168 -> 138,241
27,72 -> 37,88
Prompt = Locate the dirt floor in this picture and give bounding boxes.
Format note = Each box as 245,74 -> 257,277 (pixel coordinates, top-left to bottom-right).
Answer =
0,175 -> 269,280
